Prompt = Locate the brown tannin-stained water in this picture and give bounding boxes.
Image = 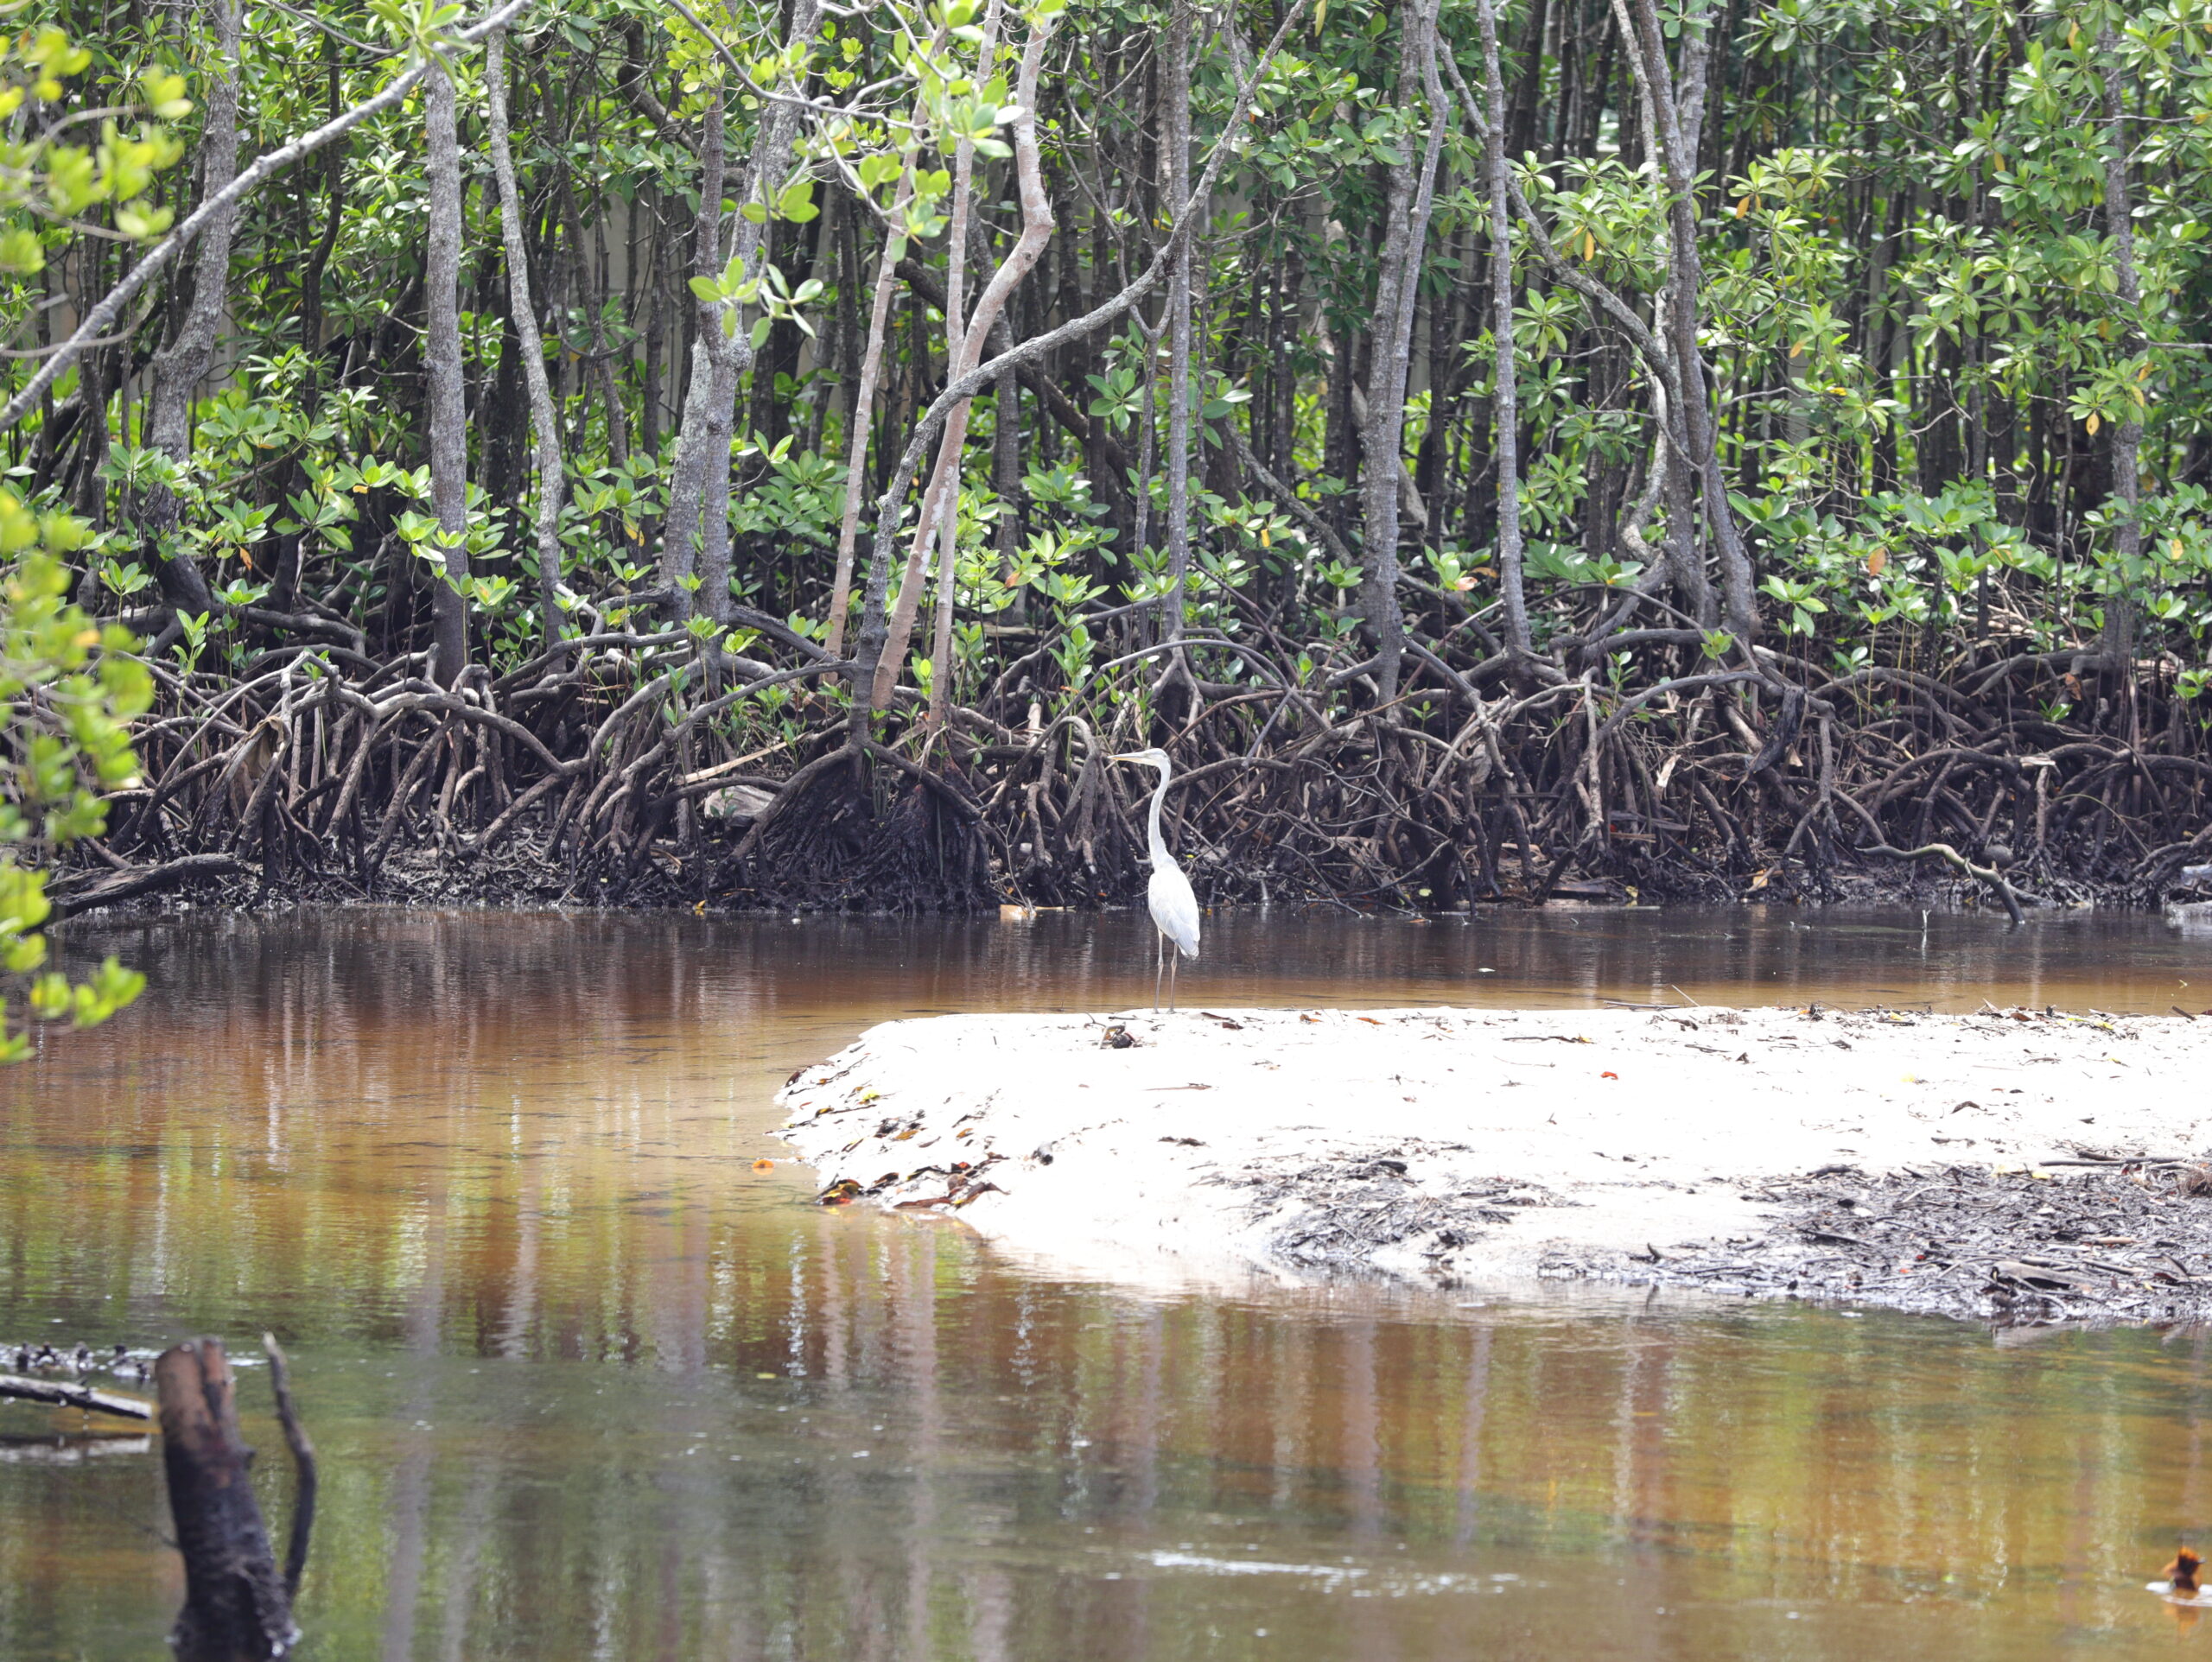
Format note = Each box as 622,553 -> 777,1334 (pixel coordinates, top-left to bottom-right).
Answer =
6,905 -> 2212,1659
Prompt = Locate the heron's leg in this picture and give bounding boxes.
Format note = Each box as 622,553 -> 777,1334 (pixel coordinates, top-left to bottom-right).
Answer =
1154,929 -> 1166,1012
1167,949 -> 1179,1012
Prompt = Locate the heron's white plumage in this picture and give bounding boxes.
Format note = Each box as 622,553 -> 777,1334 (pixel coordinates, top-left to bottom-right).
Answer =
1147,856 -> 1201,958
1110,747 -> 1202,1005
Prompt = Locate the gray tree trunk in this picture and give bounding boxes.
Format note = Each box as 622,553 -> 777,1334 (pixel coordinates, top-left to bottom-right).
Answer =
1445,20 -> 1703,638
1161,0 -> 1194,654
423,59 -> 471,685
994,366 -> 1025,620
867,10 -> 1057,715
1357,0 -> 1447,701
824,165 -> 916,657
920,1 -> 1004,722
843,9 -> 1296,726
2098,27 -> 2144,699
1627,0 -> 1757,647
141,0 -> 242,621
666,0 -> 823,631
658,85 -> 728,621
1472,0 -> 1529,659
1129,314 -> 1160,576
486,26 -> 568,658
852,16 -> 1062,717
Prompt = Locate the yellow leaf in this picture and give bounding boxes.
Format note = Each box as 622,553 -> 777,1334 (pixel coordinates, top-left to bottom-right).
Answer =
2172,536 -> 2185,561
1789,340 -> 1804,358
2087,412 -> 2102,435
1582,229 -> 1596,260
1733,196 -> 1750,218
1867,547 -> 1888,577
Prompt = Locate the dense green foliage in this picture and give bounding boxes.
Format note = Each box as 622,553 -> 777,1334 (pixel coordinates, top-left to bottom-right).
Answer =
9,0 -> 2212,909
0,20 -> 166,1042
0,536 -> 150,1056
16,0 -> 2202,677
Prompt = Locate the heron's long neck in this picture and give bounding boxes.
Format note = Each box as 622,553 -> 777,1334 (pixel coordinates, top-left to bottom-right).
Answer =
1147,766 -> 1172,866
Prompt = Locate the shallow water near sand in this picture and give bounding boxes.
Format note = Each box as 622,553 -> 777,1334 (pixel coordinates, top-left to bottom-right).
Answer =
7,904 -> 2212,1659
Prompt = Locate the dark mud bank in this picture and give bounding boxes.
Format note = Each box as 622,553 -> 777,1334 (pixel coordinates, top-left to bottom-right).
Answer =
43,823 -> 2169,923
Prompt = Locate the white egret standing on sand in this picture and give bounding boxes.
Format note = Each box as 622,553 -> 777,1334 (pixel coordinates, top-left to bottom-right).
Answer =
1111,747 -> 1199,1010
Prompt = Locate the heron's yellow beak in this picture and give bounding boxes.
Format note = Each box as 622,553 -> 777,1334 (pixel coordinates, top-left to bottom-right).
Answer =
1108,752 -> 1143,763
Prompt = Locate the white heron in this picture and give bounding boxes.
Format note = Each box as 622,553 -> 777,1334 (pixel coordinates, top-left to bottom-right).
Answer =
1110,747 -> 1200,1011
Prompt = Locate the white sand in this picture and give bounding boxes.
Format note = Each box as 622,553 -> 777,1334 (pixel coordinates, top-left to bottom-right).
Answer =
777,1005 -> 2212,1292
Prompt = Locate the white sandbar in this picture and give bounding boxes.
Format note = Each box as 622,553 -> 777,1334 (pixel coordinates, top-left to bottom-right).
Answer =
777,1004 -> 2212,1292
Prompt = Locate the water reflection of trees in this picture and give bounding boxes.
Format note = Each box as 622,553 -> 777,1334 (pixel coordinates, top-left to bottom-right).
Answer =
0,912 -> 2203,1655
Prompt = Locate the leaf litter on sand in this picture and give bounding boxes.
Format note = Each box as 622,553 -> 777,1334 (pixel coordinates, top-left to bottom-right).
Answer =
1555,1161 -> 2212,1324
1205,1143 -> 1573,1272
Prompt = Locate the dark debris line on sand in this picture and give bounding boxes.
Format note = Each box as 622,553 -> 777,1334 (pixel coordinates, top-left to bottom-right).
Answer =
1552,1163 -> 2212,1323
1205,1144 -> 1575,1272
1207,1151 -> 2212,1324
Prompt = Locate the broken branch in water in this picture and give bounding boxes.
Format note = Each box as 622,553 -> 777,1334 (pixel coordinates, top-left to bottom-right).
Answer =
1862,841 -> 2027,924
262,1333 -> 316,1602
0,1372 -> 152,1419
48,853 -> 245,919
1832,796 -> 2029,922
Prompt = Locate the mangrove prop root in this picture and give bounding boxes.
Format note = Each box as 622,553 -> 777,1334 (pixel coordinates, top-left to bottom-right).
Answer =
58,638 -> 2212,915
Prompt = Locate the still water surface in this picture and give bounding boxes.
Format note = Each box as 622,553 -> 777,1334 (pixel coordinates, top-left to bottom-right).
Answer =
5,905 -> 2212,1659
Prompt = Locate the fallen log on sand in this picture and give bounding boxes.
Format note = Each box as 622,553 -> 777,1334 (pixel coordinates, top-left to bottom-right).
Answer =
780,1004 -> 2212,1323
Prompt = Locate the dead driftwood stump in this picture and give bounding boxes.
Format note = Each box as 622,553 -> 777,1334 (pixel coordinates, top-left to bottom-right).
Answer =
156,1338 -> 311,1661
